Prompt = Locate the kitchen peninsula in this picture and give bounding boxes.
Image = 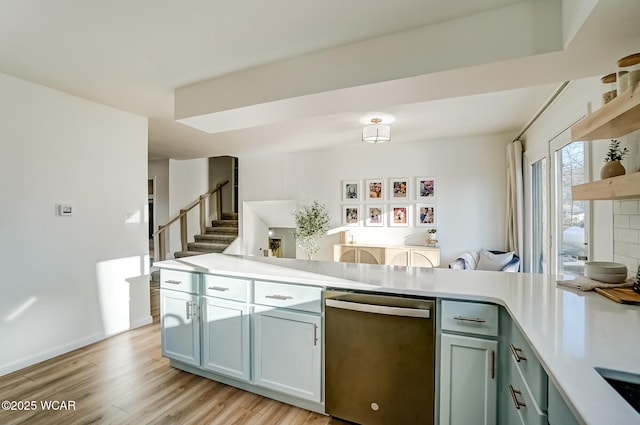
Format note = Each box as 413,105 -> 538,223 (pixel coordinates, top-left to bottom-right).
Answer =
155,253 -> 640,425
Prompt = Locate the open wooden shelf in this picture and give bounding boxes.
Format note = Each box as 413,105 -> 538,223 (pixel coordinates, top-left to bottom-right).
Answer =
571,84 -> 640,141
572,172 -> 640,200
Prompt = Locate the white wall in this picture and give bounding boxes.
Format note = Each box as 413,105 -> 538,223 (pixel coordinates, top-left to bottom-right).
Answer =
0,72 -> 149,376
239,134 -> 510,266
168,158 -> 208,257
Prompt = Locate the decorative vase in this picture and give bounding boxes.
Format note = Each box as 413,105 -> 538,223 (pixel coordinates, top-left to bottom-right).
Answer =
600,160 -> 625,179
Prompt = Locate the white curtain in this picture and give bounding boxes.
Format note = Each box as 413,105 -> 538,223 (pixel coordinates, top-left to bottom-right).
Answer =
506,139 -> 524,258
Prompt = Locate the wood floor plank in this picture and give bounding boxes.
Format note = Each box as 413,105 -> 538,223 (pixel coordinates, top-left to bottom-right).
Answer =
0,323 -> 342,424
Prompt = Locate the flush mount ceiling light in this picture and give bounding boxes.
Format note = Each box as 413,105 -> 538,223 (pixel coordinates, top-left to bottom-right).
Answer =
362,118 -> 391,143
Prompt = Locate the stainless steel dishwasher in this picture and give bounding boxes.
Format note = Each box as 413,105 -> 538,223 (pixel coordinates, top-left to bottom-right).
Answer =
325,290 -> 435,425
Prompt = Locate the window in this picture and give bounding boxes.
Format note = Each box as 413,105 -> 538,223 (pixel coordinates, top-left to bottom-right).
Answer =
553,141 -> 588,275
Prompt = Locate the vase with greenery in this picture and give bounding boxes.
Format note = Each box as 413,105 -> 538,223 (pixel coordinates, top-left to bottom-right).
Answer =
601,139 -> 629,179
426,228 -> 437,246
293,201 -> 331,260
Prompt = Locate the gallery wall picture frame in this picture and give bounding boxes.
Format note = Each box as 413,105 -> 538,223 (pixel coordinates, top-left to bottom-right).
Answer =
365,205 -> 385,227
389,205 -> 410,227
416,204 -> 437,227
416,177 -> 436,200
342,205 -> 361,226
365,178 -> 385,201
389,177 -> 410,201
342,180 -> 360,202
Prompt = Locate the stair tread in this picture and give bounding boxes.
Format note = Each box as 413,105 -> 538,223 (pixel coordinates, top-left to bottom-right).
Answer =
205,227 -> 238,235
195,234 -> 236,241
211,220 -> 238,226
174,251 -> 211,258
189,241 -> 228,247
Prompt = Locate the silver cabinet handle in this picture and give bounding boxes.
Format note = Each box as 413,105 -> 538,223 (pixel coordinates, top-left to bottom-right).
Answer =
208,286 -> 229,292
509,385 -> 526,409
453,316 -> 486,323
165,279 -> 182,285
326,299 -> 431,319
313,324 -> 318,346
266,294 -> 293,301
510,344 -> 528,362
186,301 -> 192,318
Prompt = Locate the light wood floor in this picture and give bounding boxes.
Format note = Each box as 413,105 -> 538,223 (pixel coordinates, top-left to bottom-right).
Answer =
0,323 -> 347,425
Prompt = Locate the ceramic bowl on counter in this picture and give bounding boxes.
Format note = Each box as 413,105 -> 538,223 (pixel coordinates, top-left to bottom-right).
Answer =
585,261 -> 628,283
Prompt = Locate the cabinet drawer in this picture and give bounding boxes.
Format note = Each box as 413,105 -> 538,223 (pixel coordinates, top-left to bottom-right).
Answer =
441,300 -> 498,337
548,380 -> 580,425
504,357 -> 547,425
160,269 -> 200,294
202,274 -> 250,302
507,322 -> 548,410
254,281 -> 322,313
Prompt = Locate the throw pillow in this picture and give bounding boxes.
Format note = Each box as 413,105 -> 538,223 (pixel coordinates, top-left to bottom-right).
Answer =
477,249 -> 514,271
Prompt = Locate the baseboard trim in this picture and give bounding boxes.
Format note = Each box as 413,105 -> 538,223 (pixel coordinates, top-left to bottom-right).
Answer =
131,315 -> 153,329
0,331 -> 106,377
1,316 -> 154,377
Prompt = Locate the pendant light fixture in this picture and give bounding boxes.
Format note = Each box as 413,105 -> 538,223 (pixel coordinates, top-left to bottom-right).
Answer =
362,118 -> 391,143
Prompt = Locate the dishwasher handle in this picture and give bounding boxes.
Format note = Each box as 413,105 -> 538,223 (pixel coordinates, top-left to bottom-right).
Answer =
326,298 -> 431,319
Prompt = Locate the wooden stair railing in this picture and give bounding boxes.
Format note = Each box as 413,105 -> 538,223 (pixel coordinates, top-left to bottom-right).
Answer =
154,180 -> 229,261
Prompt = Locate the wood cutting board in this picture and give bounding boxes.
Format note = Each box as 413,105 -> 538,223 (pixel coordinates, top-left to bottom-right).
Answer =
594,287 -> 640,305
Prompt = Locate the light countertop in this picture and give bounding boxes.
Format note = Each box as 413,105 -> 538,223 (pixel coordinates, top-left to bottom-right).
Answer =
155,253 -> 640,425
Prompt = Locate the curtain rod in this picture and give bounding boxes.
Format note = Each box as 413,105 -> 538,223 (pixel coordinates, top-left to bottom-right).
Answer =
513,81 -> 570,142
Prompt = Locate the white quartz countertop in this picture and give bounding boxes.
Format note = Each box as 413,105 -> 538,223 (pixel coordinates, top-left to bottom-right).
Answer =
155,253 -> 640,425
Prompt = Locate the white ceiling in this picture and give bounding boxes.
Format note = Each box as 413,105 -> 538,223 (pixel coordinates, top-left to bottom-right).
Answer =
1,0 -> 639,160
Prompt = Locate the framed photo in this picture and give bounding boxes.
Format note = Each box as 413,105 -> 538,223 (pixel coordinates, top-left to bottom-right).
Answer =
365,205 -> 385,227
416,177 -> 436,200
389,205 -> 410,227
389,177 -> 410,201
365,179 -> 385,201
342,205 -> 360,226
416,204 -> 437,227
342,180 -> 360,202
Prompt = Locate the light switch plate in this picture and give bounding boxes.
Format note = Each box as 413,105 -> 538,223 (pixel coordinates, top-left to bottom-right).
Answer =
56,204 -> 73,217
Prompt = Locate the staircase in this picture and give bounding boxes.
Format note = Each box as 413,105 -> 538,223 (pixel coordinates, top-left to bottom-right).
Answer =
174,212 -> 239,258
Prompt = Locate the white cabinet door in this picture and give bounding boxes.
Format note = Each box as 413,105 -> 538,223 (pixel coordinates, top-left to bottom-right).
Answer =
440,334 -> 497,425
161,289 -> 200,366
253,308 -> 321,402
202,296 -> 250,381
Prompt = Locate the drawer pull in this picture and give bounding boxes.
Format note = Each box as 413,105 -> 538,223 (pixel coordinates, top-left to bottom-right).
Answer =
266,294 -> 293,301
208,286 -> 229,292
165,279 -> 182,285
509,385 -> 526,409
510,344 -> 528,362
453,316 -> 486,323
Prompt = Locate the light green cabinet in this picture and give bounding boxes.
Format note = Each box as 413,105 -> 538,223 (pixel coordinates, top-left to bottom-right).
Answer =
253,307 -> 322,402
160,268 -> 324,409
160,269 -> 201,367
439,300 -> 499,425
201,296 -> 250,381
440,334 -> 498,425
160,288 -> 201,366
548,381 -> 581,425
